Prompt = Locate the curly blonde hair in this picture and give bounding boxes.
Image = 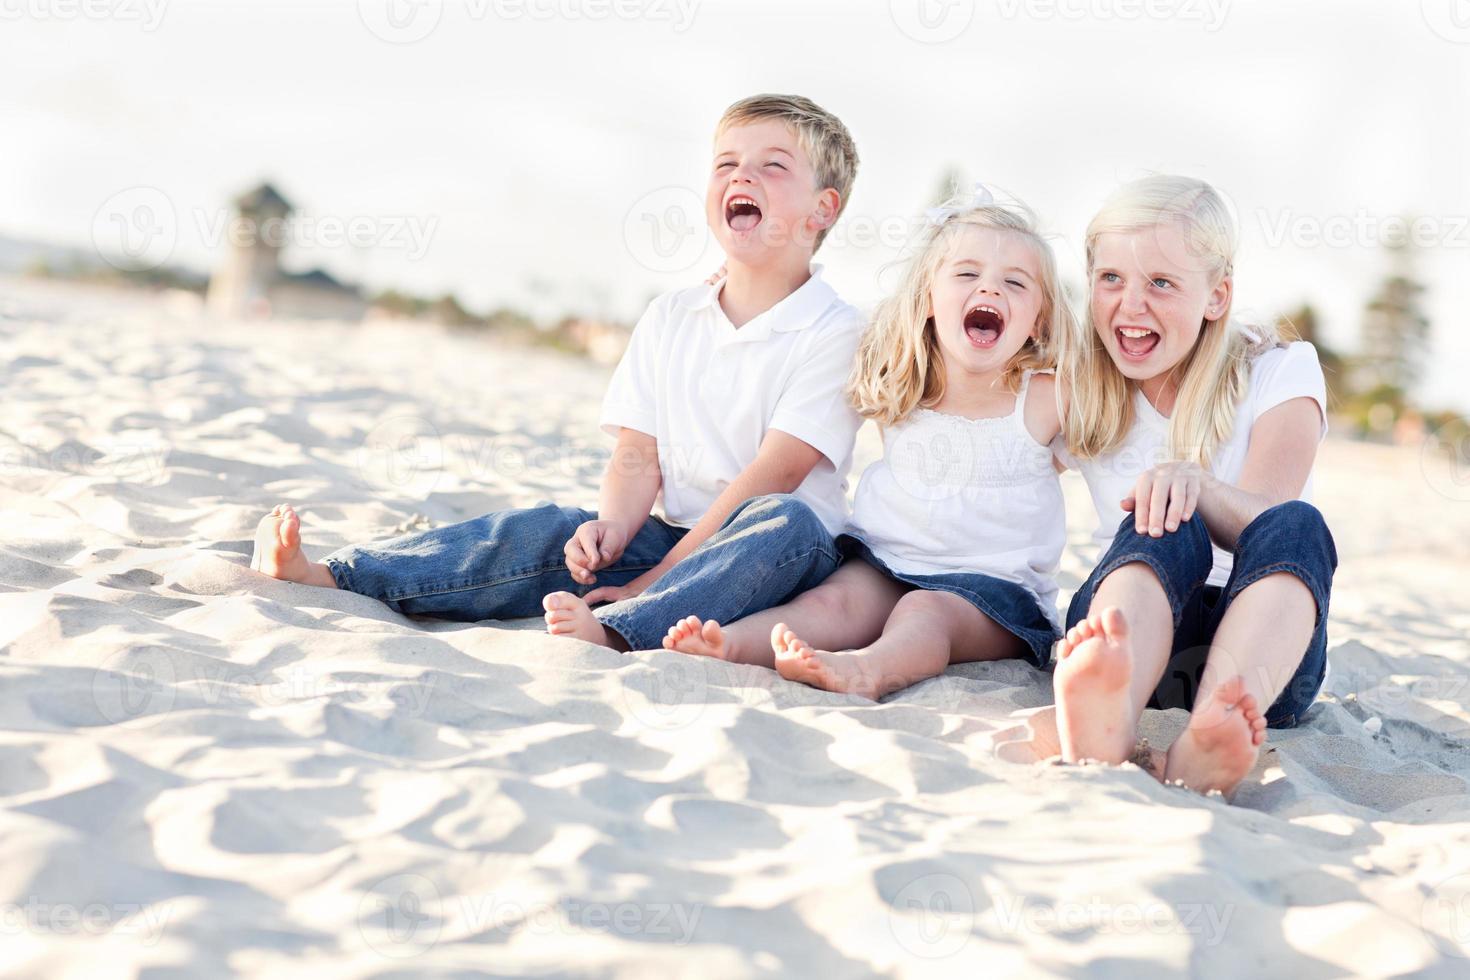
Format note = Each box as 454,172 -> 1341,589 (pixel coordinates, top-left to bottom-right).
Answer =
848,199 -> 1073,428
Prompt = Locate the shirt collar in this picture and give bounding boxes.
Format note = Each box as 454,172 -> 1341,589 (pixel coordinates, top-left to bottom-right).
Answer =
678,264 -> 837,338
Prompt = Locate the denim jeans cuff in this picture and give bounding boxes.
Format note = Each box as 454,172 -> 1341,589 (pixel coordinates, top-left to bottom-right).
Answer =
322,555 -> 356,594
594,609 -> 651,652
1225,561 -> 1331,631
1235,502 -> 1339,570
1088,550 -> 1201,629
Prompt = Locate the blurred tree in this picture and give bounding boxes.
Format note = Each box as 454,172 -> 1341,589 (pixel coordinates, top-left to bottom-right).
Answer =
1275,303 -> 1348,408
1356,235 -> 1429,396
429,293 -> 479,327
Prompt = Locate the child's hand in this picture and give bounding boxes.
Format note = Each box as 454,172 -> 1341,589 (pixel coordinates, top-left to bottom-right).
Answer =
583,582 -> 643,605
1122,462 -> 1207,537
704,264 -> 727,286
564,520 -> 627,585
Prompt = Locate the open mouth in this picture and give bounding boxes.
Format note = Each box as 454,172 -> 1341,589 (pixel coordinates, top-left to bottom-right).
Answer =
725,195 -> 763,233
963,305 -> 1005,348
1115,326 -> 1161,359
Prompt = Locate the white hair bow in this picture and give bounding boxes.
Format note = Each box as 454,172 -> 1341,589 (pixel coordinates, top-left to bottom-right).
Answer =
924,182 -> 996,227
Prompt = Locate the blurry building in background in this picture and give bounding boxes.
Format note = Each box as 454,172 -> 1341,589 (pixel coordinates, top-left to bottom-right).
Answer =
206,182 -> 367,321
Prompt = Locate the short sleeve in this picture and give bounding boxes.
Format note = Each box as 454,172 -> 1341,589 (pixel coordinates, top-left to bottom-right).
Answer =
1251,342 -> 1328,440
1050,433 -> 1078,471
599,298 -> 664,439
767,313 -> 864,468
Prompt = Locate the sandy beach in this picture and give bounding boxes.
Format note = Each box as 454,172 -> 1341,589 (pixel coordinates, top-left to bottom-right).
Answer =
2,275 -> 1469,978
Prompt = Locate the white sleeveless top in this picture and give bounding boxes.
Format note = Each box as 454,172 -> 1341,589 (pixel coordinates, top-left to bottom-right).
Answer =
847,371 -> 1065,627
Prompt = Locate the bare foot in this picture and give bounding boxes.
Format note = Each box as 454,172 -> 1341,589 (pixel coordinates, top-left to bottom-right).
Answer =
543,592 -> 622,649
662,616 -> 732,659
1053,607 -> 1138,766
771,623 -> 884,700
1162,676 -> 1267,795
251,504 -> 336,587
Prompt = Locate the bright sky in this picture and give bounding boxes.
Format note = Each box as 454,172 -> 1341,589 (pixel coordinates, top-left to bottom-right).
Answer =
2,0 -> 1467,409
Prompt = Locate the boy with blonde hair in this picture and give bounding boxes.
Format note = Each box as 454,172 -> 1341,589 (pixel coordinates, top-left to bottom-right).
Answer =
253,94 -> 867,653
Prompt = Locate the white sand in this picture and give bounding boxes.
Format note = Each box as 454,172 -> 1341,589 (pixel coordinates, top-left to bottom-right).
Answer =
2,276 -> 1469,978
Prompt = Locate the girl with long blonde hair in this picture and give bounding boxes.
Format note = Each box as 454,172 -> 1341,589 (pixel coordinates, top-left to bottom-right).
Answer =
662,187 -> 1078,699
1051,174 -> 1337,797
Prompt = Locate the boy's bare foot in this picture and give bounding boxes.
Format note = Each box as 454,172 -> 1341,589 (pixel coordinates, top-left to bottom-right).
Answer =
1053,607 -> 1138,766
771,623 -> 883,700
251,504 -> 337,588
1161,676 -> 1267,795
543,592 -> 625,650
663,616 -> 732,659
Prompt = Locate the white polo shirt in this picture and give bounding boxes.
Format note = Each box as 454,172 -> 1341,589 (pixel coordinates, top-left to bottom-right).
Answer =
599,266 -> 865,535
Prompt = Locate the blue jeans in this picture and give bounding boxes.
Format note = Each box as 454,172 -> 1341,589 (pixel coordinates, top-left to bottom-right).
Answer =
324,494 -> 841,651
1065,501 -> 1338,728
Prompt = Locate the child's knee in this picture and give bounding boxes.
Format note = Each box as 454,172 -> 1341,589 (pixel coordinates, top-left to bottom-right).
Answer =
730,493 -> 825,540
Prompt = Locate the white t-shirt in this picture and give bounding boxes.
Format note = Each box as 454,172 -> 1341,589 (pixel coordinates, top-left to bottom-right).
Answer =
599,266 -> 865,535
847,371 -> 1066,627
1058,342 -> 1328,588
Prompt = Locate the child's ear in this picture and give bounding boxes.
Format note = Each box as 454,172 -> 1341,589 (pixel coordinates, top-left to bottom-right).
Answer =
812,188 -> 841,230
1206,275 -> 1232,321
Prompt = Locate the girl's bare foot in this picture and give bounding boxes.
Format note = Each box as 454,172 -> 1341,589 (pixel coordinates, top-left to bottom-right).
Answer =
771,623 -> 883,700
1162,676 -> 1267,795
251,504 -> 336,588
543,592 -> 624,650
1053,607 -> 1138,765
663,616 -> 732,659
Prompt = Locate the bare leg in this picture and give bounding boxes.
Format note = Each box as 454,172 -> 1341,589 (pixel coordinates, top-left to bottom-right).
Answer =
252,504 -> 338,589
1052,563 -> 1175,765
775,589 -> 1026,700
1163,573 -> 1312,794
662,560 -> 906,668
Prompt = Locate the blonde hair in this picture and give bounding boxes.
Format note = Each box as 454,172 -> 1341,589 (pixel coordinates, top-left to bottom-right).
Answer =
716,94 -> 859,250
1062,174 -> 1279,465
848,198 -> 1073,428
